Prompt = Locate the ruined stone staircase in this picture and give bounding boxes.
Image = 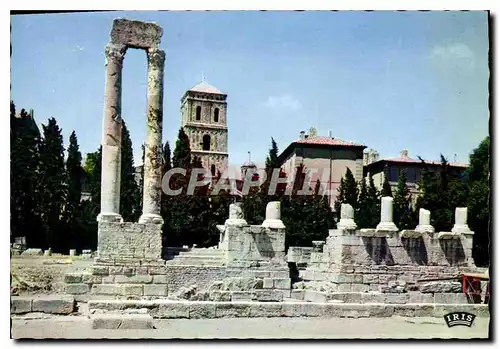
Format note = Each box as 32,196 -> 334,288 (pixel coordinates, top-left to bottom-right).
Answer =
165,248 -> 227,267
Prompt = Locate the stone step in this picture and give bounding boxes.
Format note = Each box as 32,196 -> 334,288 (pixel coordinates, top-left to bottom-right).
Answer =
88,299 -> 490,319
165,260 -> 227,267
173,255 -> 225,261
91,313 -> 154,329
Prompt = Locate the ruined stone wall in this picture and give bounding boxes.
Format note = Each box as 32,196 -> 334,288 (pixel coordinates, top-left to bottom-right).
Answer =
97,222 -> 162,260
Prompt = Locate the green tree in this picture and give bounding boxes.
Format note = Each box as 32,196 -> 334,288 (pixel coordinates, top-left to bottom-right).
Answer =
393,169 -> 414,229
172,128 -> 191,169
38,117 -> 66,251
163,141 -> 172,173
466,136 -> 490,266
356,177 -> 370,228
381,166 -> 393,197
120,120 -> 141,221
10,105 -> 42,246
265,137 -> 279,169
63,131 -> 83,249
366,175 -> 380,227
334,168 -> 358,215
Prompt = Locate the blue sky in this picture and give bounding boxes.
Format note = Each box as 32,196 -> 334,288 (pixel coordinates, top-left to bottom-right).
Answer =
11,11 -> 489,167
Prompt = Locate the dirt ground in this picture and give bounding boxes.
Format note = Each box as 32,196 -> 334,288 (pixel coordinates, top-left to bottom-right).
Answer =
11,315 -> 490,339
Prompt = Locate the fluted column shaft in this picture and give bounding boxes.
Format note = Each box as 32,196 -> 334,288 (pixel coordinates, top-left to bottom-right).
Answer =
140,48 -> 165,224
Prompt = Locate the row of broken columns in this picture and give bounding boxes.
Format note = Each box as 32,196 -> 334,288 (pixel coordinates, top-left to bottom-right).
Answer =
97,42 -> 165,225
337,196 -> 474,236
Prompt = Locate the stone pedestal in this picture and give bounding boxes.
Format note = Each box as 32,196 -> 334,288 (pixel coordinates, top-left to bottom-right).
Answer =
415,208 -> 435,233
262,201 -> 285,229
376,197 -> 398,232
451,207 -> 472,234
337,203 -> 357,230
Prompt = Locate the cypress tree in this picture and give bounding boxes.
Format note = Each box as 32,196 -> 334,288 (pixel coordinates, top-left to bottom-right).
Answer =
172,128 -> 191,169
393,169 -> 413,229
163,141 -> 172,173
10,106 -> 42,246
356,177 -> 370,228
366,175 -> 380,228
265,137 -> 279,169
381,166 -> 393,197
63,131 -> 83,249
120,120 -> 141,221
38,117 -> 66,251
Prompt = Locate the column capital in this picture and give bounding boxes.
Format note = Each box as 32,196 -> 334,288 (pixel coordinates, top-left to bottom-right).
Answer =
147,48 -> 166,70
105,43 -> 127,65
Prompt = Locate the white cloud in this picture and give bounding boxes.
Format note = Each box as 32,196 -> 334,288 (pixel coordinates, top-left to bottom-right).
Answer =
430,43 -> 475,69
264,94 -> 301,111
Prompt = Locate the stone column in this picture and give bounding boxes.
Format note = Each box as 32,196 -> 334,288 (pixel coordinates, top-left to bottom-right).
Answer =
415,208 -> 435,233
139,48 -> 166,224
262,201 -> 285,229
452,207 -> 472,234
98,43 -> 127,223
337,203 -> 357,230
376,196 -> 398,231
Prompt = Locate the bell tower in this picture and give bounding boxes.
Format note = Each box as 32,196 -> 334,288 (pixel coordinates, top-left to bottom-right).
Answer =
180,81 -> 229,175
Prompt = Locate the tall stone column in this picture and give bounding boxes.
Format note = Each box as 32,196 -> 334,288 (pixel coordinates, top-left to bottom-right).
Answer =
139,48 -> 166,224
98,43 -> 127,223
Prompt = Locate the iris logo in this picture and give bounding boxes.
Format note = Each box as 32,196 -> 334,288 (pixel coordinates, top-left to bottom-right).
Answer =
443,312 -> 476,327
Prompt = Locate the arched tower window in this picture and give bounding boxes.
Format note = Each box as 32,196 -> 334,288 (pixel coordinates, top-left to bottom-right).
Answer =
211,164 -> 216,176
203,134 -> 211,151
196,106 -> 201,121
214,108 -> 219,122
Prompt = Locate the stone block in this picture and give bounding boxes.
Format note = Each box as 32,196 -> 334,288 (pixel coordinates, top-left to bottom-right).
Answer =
273,278 -> 291,290
91,284 -> 121,295
303,303 -> 326,317
231,291 -> 254,301
351,283 -> 370,292
408,292 -> 433,304
413,304 -> 435,317
362,274 -> 379,284
304,290 -> 328,303
215,303 -> 251,318
135,267 -> 148,275
92,266 -> 109,276
342,292 -> 362,303
270,270 -> 289,279
150,303 -> 189,319
143,284 -> 167,296
32,295 -> 75,314
81,273 -> 104,284
152,275 -> 168,284
64,273 -> 82,284
91,314 -> 154,330
290,290 -> 305,300
360,292 -> 385,304
263,278 -> 274,289
189,303 -> 216,319
434,293 -> 464,304
384,293 -> 410,304
101,275 -> 115,284
115,275 -> 153,284
253,290 -> 283,302
65,283 -> 90,295
11,297 -> 32,314
336,304 -> 371,318
337,283 -> 352,292
148,267 -> 166,275
249,303 -> 283,317
121,284 -> 144,296
420,281 -> 462,293
394,305 -> 415,317
367,304 -> 394,317
281,303 -> 306,317
278,289 -> 292,298
209,291 -> 231,302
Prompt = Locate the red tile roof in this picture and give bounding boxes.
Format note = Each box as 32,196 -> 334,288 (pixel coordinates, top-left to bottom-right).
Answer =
294,136 -> 366,148
382,155 -> 468,168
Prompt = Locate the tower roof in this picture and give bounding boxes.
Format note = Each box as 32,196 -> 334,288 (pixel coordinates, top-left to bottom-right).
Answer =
189,81 -> 225,95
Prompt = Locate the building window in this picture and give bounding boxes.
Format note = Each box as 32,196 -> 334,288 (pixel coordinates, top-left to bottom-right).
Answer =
196,106 -> 201,121
214,108 -> 219,122
211,164 -> 216,176
406,168 -> 417,183
203,135 -> 211,151
388,167 -> 398,182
